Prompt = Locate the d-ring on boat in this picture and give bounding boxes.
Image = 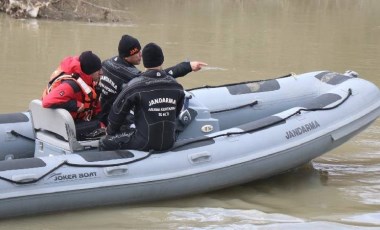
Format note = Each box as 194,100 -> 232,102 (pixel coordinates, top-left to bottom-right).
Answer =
0,70 -> 379,218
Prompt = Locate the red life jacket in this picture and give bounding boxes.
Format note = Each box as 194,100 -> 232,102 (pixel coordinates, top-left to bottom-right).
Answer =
42,63 -> 99,121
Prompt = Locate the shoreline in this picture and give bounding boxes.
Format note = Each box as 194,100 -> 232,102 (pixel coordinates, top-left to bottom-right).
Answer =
0,0 -> 130,22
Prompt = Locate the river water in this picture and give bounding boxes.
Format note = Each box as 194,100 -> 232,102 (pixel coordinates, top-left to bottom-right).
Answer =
0,0 -> 380,229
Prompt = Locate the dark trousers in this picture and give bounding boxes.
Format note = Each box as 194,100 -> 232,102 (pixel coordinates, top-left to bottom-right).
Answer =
75,119 -> 105,141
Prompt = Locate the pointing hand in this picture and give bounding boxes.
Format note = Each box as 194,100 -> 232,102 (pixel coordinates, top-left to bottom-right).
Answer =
190,61 -> 208,72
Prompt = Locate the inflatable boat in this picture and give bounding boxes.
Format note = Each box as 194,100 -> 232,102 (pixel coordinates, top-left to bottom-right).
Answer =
0,70 -> 379,218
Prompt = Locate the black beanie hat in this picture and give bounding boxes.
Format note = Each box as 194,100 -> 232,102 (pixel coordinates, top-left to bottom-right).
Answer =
79,51 -> 102,75
142,43 -> 164,68
118,35 -> 141,58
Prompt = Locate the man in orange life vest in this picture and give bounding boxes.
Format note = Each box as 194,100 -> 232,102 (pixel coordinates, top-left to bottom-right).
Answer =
42,51 -> 104,140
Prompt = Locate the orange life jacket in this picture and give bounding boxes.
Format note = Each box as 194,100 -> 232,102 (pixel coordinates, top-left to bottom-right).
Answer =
42,68 -> 98,121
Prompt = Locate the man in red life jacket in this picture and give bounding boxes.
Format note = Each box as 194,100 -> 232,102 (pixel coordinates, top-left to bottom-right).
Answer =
42,51 -> 105,140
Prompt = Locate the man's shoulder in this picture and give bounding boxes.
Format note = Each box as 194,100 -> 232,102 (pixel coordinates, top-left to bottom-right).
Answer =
102,56 -> 122,65
132,71 -> 183,89
102,56 -> 139,72
102,56 -> 141,83
61,79 -> 81,92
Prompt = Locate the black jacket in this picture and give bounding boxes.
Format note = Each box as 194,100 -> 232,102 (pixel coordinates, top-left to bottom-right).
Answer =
107,69 -> 185,151
99,56 -> 192,124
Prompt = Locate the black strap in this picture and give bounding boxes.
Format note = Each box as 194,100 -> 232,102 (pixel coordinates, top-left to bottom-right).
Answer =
10,130 -> 34,142
211,100 -> 258,114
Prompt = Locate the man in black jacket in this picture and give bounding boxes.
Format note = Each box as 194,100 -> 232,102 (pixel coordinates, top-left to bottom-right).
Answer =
99,34 -> 206,124
99,43 -> 201,151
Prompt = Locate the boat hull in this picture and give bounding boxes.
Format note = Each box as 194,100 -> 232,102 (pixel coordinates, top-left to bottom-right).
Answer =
0,71 -> 379,218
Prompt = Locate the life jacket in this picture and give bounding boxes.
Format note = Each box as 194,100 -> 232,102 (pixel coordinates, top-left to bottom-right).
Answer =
42,67 -> 98,121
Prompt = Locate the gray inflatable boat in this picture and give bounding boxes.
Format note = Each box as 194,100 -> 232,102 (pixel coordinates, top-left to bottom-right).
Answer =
0,70 -> 379,218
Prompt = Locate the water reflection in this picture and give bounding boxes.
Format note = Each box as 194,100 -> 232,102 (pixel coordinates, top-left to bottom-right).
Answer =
0,0 -> 380,228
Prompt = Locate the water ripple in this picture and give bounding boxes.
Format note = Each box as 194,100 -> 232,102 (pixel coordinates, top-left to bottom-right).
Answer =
169,208 -> 304,226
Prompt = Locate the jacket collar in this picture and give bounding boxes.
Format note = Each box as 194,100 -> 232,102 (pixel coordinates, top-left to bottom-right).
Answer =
143,69 -> 166,78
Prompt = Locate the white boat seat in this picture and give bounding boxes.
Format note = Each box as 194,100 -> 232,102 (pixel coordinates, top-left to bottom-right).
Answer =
29,99 -> 99,152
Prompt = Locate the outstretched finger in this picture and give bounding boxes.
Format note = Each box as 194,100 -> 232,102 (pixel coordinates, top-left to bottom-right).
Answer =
192,61 -> 208,71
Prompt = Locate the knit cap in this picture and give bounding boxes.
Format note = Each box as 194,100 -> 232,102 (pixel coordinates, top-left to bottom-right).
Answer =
118,35 -> 141,58
142,43 -> 164,68
79,51 -> 102,75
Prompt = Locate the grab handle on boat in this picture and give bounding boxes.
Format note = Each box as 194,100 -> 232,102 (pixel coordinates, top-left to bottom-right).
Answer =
104,165 -> 129,176
12,174 -> 38,184
189,151 -> 212,164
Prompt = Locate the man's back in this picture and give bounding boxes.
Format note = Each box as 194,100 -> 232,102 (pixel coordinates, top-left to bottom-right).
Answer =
107,70 -> 185,151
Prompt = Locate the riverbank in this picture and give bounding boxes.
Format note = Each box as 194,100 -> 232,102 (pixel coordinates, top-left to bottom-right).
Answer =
0,0 -> 131,22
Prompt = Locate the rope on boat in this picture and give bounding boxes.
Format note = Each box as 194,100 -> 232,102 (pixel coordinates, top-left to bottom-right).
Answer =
64,151 -> 154,168
0,161 -> 66,185
0,89 -> 352,185
171,89 -> 353,150
0,151 -> 155,185
186,74 -> 292,91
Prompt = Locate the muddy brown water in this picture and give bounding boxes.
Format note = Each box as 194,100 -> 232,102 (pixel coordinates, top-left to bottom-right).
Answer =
0,1 -> 379,229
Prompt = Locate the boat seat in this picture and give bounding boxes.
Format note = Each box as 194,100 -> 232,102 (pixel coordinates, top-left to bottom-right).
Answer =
29,99 -> 99,153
